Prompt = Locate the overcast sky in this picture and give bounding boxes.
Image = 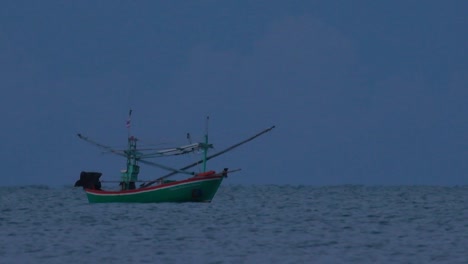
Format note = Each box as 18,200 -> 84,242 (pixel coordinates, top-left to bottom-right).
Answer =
1,1 -> 466,186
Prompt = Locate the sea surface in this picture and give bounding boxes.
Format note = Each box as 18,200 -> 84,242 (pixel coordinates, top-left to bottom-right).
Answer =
1,185 -> 467,263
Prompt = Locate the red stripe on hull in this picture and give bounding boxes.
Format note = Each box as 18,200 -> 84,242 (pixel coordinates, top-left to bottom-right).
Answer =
85,175 -> 224,195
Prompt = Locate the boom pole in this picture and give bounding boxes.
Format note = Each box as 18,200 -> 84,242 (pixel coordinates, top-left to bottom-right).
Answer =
139,125 -> 275,188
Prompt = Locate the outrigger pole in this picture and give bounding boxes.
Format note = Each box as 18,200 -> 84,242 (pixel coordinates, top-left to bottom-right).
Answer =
77,133 -> 126,157
140,125 -> 276,188
77,133 -> 196,175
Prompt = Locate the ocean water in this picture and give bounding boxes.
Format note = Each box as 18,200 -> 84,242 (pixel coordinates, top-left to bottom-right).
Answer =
1,185 -> 467,264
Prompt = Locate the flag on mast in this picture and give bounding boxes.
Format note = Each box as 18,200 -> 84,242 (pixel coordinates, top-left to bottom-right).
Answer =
126,109 -> 132,128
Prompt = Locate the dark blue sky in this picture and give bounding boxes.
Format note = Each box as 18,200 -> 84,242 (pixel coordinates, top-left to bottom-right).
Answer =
1,1 -> 466,186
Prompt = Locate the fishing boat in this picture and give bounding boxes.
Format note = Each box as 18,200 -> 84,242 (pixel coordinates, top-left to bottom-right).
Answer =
75,111 -> 275,203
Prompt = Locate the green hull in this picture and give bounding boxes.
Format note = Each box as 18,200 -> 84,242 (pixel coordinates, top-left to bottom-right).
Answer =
85,176 -> 224,203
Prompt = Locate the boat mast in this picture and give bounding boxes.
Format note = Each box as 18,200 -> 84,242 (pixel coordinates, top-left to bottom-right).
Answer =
202,116 -> 209,172
126,109 -> 132,138
121,109 -> 139,190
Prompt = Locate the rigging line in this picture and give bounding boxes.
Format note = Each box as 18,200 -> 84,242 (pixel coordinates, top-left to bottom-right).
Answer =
77,133 -> 127,158
140,125 -> 275,188
138,159 -> 194,175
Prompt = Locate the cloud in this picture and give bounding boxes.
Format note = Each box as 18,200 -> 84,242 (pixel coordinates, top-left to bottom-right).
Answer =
164,15 -> 364,184
166,14 -> 468,185
171,15 -> 359,121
